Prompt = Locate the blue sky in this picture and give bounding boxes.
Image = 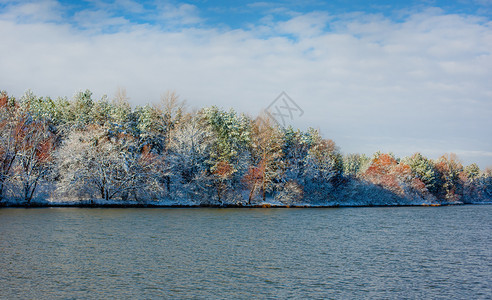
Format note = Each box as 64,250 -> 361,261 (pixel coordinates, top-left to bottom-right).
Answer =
1,0 -> 492,167
47,0 -> 492,27
10,0 -> 491,30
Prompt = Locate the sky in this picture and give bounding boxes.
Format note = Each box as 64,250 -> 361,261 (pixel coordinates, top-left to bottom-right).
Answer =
1,0 -> 491,167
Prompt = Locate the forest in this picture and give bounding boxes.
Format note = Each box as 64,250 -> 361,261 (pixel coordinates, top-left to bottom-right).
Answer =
1,89 -> 491,207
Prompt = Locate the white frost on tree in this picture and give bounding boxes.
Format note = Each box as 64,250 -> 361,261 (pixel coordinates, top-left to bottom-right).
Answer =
166,115 -> 213,204
56,126 -> 163,202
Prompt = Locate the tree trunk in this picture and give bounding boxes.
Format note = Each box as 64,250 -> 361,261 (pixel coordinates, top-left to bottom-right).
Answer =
0,179 -> 4,202
262,178 -> 266,202
248,184 -> 256,205
24,182 -> 31,207
166,176 -> 170,193
216,181 -> 223,205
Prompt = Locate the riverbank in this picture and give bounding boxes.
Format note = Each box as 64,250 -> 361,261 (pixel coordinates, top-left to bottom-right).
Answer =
2,198 -> 490,208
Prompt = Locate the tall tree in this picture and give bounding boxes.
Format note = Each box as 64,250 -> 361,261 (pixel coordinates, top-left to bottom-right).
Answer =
363,152 -> 404,194
201,106 -> 251,204
57,125 -> 162,201
14,118 -> 55,205
166,113 -> 213,203
343,153 -> 370,178
434,153 -> 464,202
364,152 -> 433,199
303,129 -> 343,202
281,127 -> 313,183
244,114 -> 283,204
401,153 -> 439,195
0,92 -> 19,201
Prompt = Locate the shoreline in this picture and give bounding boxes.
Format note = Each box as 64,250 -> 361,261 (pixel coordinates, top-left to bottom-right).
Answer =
2,201 -> 490,209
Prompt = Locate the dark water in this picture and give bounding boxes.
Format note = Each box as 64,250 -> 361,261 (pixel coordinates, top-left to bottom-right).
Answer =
0,206 -> 491,299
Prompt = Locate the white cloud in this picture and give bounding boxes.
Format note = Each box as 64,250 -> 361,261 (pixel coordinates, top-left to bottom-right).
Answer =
0,0 -> 64,22
116,0 -> 146,14
72,9 -> 130,31
156,3 -> 202,26
1,2 -> 491,167
276,12 -> 331,37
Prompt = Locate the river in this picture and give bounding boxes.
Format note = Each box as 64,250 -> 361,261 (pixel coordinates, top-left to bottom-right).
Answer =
1,206 -> 491,299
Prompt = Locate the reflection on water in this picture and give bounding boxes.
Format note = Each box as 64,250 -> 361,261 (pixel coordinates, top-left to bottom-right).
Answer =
0,206 -> 491,299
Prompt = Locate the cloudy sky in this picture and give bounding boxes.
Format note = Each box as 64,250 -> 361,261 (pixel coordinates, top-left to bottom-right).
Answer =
1,0 -> 491,167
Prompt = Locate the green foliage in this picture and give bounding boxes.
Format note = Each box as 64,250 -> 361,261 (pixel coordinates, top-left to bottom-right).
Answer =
246,115 -> 284,203
91,96 -> 113,126
2,89 -> 491,205
343,153 -> 370,177
281,126 -> 312,180
402,153 -> 439,194
134,104 -> 168,153
434,154 -> 464,201
199,106 -> 252,204
71,90 -> 95,127
464,163 -> 481,181
372,151 -> 398,162
0,90 -> 16,108
51,97 -> 71,126
111,96 -> 132,126
201,106 -> 251,172
19,90 -> 57,122
136,105 -> 158,134
304,130 -> 343,180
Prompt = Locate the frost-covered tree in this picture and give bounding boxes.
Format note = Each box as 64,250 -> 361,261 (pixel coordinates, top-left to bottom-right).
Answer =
201,106 -> 251,204
478,168 -> 492,201
302,129 -> 342,202
274,180 -> 304,205
138,93 -> 187,196
13,118 -> 55,205
91,96 -> 113,126
244,114 -> 283,204
343,153 -> 371,178
0,93 -> 56,204
57,125 -> 163,201
362,152 -> 444,202
401,153 -> 439,195
363,152 -> 413,196
159,91 -> 186,136
3,88 -> 491,206
464,163 -> 480,181
166,114 -> 213,203
281,127 -> 313,182
19,90 -> 58,123
461,163 -> 483,203
0,92 -> 19,201
109,90 -> 141,137
136,105 -> 163,149
47,96 -> 72,130
434,153 -> 464,202
278,127 -> 320,203
68,90 -> 95,128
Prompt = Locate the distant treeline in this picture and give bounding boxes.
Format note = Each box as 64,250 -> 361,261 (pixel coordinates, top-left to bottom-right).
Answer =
1,89 -> 491,206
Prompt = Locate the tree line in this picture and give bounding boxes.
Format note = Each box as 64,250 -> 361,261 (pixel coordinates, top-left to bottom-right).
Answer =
1,89 -> 491,206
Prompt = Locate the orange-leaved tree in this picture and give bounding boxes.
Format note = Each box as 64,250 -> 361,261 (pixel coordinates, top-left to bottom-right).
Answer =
243,114 -> 283,204
0,91 -> 20,201
14,118 -> 56,205
364,153 -> 413,195
434,153 -> 464,202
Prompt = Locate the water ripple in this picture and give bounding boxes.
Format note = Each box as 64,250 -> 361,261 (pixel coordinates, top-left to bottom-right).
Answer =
0,206 -> 491,299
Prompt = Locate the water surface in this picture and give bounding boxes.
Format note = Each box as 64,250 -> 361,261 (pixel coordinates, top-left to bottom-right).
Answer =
1,206 -> 491,299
